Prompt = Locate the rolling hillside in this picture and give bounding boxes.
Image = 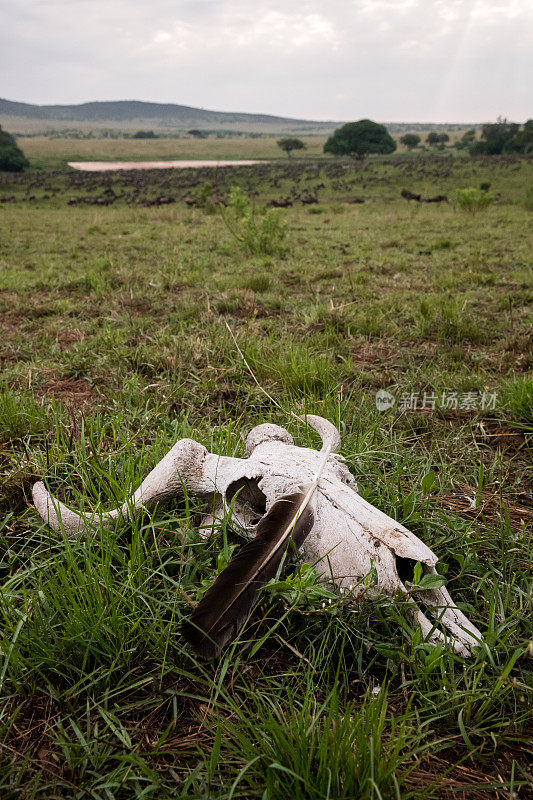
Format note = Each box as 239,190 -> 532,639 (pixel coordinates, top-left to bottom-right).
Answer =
0,98 -> 475,136
0,98 -> 339,135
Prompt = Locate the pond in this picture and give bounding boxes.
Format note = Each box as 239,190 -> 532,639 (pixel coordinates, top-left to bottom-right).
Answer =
68,160 -> 266,171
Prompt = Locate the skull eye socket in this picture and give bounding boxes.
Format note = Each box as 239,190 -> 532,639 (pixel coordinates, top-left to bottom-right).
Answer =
226,477 -> 267,526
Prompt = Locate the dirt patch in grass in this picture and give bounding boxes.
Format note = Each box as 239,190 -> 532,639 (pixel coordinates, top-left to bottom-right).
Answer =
51,326 -> 85,350
230,302 -> 286,320
42,376 -> 96,410
0,312 -> 33,341
118,295 -> 155,315
406,747 -> 526,799
439,486 -> 533,533
474,420 -> 530,452
350,340 -> 401,365
4,695 -> 61,766
0,462 -> 35,512
3,680 -> 212,785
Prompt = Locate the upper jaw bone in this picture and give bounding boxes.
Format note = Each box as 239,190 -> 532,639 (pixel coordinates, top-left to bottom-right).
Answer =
412,582 -> 482,654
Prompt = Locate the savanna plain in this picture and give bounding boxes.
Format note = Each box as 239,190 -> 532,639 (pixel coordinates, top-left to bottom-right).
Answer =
0,138 -> 532,799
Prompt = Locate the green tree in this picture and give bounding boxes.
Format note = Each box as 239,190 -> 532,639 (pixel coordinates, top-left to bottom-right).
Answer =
400,133 -> 421,150
512,120 -> 533,154
470,117 -> 520,155
324,120 -> 396,158
132,130 -> 158,139
454,129 -> 476,150
426,131 -> 441,147
0,126 -> 29,172
277,137 -> 306,158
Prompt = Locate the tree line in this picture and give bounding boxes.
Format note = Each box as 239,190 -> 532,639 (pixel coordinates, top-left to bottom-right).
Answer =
276,118 -> 532,160
400,119 -> 532,154
1,117 -> 531,172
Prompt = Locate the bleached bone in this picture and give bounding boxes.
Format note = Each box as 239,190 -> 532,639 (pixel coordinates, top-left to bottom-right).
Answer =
32,416 -> 482,656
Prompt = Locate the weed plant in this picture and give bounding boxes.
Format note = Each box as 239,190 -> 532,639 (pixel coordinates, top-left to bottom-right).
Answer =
221,186 -> 287,255
455,188 -> 494,213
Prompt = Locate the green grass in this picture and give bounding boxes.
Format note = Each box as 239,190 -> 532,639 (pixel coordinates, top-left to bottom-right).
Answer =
16,135 -> 330,171
0,148 -> 532,798
12,130 -> 482,172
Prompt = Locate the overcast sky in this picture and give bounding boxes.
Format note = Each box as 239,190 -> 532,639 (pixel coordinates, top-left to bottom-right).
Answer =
1,0 -> 531,122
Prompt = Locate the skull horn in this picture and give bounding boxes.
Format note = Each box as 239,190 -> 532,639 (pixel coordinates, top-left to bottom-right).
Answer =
299,414 -> 342,452
32,438 -> 227,537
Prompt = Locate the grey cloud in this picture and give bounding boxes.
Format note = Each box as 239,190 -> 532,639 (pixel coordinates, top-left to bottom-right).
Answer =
1,0 -> 531,121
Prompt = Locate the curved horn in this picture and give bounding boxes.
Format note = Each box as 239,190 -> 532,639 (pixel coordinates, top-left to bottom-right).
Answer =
299,415 -> 341,453
33,438 -> 224,538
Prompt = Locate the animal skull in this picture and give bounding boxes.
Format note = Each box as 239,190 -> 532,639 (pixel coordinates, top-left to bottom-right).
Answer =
32,415 -> 482,656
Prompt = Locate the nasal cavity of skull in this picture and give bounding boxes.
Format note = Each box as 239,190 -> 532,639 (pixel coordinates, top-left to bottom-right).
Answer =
395,556 -> 422,585
226,478 -> 267,526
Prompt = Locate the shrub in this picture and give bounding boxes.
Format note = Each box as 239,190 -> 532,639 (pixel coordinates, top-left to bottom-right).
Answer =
455,187 -> 493,213
400,133 -> 420,150
0,146 -> 29,172
454,129 -> 476,150
131,130 -> 158,139
0,126 -> 29,172
222,186 -> 287,255
194,182 -> 216,212
324,120 -> 396,158
277,137 -> 306,158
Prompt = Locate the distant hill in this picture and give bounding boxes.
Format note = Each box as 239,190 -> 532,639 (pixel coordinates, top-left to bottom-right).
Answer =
0,98 -> 339,134
0,98 -> 476,136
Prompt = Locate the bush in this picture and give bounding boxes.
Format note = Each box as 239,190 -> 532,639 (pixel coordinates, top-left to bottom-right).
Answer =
0,126 -> 29,172
400,133 -> 420,150
324,120 -> 396,158
132,130 -> 158,139
455,187 -> 493,213
454,129 -> 476,150
277,137 -> 306,158
222,186 -> 287,255
467,117 -> 532,155
0,146 -> 29,172
194,181 -> 216,212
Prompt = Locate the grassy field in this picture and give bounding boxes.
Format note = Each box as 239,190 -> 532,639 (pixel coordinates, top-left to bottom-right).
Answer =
14,133 -> 471,171
0,146 -> 532,798
16,136 -> 328,171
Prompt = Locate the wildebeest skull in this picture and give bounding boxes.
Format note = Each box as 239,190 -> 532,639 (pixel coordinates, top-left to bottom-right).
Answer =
32,415 -> 481,656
